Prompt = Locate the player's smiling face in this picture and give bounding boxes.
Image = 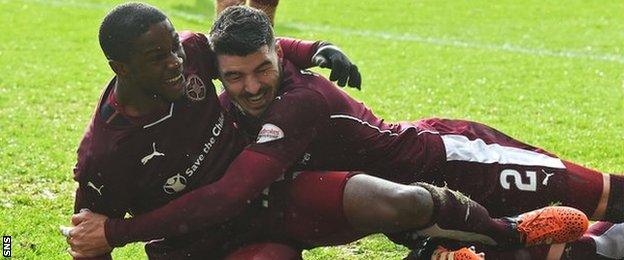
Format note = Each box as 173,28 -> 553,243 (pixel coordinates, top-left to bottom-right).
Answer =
124,20 -> 187,103
217,44 -> 282,117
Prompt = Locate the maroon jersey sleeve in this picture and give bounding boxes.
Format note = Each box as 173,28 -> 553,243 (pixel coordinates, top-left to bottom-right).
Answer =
247,87 -> 329,162
179,31 -> 219,79
276,37 -> 320,69
104,149 -> 287,246
72,117 -> 135,250
73,160 -> 129,217
72,151 -> 128,258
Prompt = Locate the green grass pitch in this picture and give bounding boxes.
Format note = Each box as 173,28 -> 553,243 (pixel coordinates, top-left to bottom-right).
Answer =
1,0 -> 622,259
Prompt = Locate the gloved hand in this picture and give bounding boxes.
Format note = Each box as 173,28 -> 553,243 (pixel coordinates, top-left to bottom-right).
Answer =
311,43 -> 361,89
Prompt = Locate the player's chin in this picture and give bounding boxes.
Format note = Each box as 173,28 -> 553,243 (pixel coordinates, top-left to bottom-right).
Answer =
242,105 -> 266,117
239,100 -> 268,117
160,77 -> 186,101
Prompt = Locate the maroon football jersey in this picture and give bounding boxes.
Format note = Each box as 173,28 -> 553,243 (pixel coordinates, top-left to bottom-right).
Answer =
73,32 -> 321,253
75,31 -> 242,213
224,60 -> 446,184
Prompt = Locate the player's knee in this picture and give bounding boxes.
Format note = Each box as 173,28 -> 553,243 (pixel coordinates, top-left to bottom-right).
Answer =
383,185 -> 434,228
409,185 -> 435,226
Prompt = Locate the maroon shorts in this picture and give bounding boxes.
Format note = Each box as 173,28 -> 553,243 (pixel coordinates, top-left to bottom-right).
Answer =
413,118 -> 605,218
266,170 -> 363,246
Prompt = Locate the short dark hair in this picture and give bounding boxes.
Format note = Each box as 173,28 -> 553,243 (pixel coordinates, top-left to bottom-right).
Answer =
209,6 -> 274,56
99,2 -> 168,61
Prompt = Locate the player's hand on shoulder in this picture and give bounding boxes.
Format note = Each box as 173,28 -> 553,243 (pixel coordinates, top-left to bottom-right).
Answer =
312,43 -> 362,89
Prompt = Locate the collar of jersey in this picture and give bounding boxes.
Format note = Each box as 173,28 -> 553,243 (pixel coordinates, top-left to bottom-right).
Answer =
102,78 -> 176,129
142,103 -> 174,129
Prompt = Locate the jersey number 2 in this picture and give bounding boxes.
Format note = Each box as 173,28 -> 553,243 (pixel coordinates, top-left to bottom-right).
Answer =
499,169 -> 537,191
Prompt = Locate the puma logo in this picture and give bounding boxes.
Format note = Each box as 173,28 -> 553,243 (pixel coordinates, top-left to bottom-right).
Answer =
141,142 -> 165,165
542,170 -> 555,186
87,181 -> 104,196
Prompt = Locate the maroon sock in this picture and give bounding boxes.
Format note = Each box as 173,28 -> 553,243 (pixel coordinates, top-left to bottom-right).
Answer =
605,174 -> 624,223
415,182 -> 519,247
561,161 -> 607,218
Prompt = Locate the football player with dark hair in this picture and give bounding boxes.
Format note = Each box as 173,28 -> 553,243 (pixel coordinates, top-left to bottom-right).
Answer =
65,2 -> 361,259
98,2 -> 167,62
208,6 -> 621,260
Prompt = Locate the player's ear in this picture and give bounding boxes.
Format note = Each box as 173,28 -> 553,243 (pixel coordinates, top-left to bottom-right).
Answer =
108,60 -> 128,77
275,42 -> 283,62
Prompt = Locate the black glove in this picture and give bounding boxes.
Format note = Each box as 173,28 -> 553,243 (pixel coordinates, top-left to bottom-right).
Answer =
311,43 -> 361,89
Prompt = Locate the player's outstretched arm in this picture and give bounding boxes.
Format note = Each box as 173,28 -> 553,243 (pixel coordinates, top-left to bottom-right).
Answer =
66,150 -> 289,255
312,43 -> 361,89
103,150 -> 287,247
278,38 -> 361,89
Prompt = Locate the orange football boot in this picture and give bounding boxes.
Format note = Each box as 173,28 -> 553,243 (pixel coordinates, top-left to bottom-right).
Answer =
431,246 -> 484,260
516,206 -> 588,246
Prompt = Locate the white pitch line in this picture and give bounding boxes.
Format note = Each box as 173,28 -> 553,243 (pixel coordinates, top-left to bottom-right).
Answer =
284,22 -> 624,64
12,0 -> 209,22
17,0 -> 111,10
13,0 -> 624,64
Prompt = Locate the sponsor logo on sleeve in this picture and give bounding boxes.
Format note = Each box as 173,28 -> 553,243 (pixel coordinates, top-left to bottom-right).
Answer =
256,124 -> 284,144
300,69 -> 315,76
